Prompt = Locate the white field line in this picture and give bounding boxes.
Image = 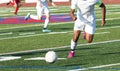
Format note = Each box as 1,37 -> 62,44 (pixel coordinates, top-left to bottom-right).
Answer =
107,12 -> 120,15
10,8 -> 62,12
107,9 -> 120,12
0,6 -> 69,12
94,32 -> 110,34
96,26 -> 120,30
19,32 -> 35,35
68,32 -> 110,35
106,6 -> 120,9
24,57 -> 45,60
106,5 -> 120,7
0,24 -> 45,30
69,63 -> 120,71
0,56 -> 21,61
0,25 -> 119,40
24,57 -> 67,61
0,31 -> 69,40
0,31 -> 110,41
97,18 -> 120,21
0,39 -> 119,56
106,18 -> 120,20
0,32 -> 13,35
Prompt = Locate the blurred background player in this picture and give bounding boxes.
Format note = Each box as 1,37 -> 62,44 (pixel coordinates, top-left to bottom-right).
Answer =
68,0 -> 106,58
25,0 -> 57,33
7,0 -> 21,15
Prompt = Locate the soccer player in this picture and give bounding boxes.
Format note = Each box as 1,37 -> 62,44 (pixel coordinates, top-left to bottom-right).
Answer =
68,0 -> 106,58
7,0 -> 21,15
25,0 -> 57,33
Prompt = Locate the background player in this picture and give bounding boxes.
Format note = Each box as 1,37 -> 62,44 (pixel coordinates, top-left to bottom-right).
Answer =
68,0 -> 106,58
7,0 -> 21,15
25,0 -> 57,33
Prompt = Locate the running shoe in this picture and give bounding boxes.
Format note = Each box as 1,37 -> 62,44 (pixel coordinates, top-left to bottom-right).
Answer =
42,29 -> 51,33
68,51 -> 75,58
25,13 -> 31,20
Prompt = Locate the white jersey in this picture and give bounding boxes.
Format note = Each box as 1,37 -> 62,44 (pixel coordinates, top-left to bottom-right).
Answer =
36,0 -> 48,9
71,0 -> 99,25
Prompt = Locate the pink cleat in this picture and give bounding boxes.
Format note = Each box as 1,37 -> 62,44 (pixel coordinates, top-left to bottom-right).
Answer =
68,51 -> 75,58
83,32 -> 86,39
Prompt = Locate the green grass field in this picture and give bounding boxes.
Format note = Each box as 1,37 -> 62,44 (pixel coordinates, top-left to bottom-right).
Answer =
0,4 -> 120,71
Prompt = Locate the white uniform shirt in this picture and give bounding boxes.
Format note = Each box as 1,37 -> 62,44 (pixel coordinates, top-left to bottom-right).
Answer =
71,0 -> 99,25
36,0 -> 48,9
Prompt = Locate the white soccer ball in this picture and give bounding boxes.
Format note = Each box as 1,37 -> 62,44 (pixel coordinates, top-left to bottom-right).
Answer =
45,51 -> 58,64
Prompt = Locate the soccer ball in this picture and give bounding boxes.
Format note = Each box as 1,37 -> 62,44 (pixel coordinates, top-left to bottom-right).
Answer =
45,51 -> 58,64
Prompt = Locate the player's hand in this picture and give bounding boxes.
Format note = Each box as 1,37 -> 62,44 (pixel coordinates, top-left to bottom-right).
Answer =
72,17 -> 77,21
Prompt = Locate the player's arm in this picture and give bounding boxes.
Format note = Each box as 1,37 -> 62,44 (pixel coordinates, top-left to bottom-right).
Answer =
70,9 -> 77,21
70,0 -> 77,21
49,0 -> 57,7
100,3 -> 106,26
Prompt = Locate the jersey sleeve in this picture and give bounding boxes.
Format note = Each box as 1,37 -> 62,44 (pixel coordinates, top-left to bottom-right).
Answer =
71,0 -> 77,9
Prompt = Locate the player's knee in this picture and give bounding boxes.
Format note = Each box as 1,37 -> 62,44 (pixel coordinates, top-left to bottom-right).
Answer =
86,35 -> 94,43
38,17 -> 42,20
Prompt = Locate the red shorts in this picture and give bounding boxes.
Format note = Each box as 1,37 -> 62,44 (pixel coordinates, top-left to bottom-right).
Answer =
10,0 -> 20,6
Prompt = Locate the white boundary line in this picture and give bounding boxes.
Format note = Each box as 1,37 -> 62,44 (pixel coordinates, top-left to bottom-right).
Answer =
24,57 -> 67,60
94,32 -> 110,34
0,31 -> 110,40
0,32 -> 13,35
19,32 -> 35,35
0,25 -> 119,40
96,26 -> 120,30
69,63 -> 120,71
0,56 -> 21,61
0,31 -> 69,40
0,39 -> 119,56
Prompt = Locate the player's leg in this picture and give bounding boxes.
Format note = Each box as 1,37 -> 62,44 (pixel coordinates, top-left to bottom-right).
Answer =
14,0 -> 21,15
25,7 -> 43,20
25,13 -> 31,20
9,0 -> 19,15
84,23 -> 96,43
85,33 -> 94,43
31,7 -> 43,20
42,8 -> 51,33
68,20 -> 84,58
68,30 -> 81,58
14,6 -> 19,15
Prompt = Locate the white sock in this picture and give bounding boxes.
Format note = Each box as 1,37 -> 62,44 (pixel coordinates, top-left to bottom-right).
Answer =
44,19 -> 49,28
70,40 -> 77,50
